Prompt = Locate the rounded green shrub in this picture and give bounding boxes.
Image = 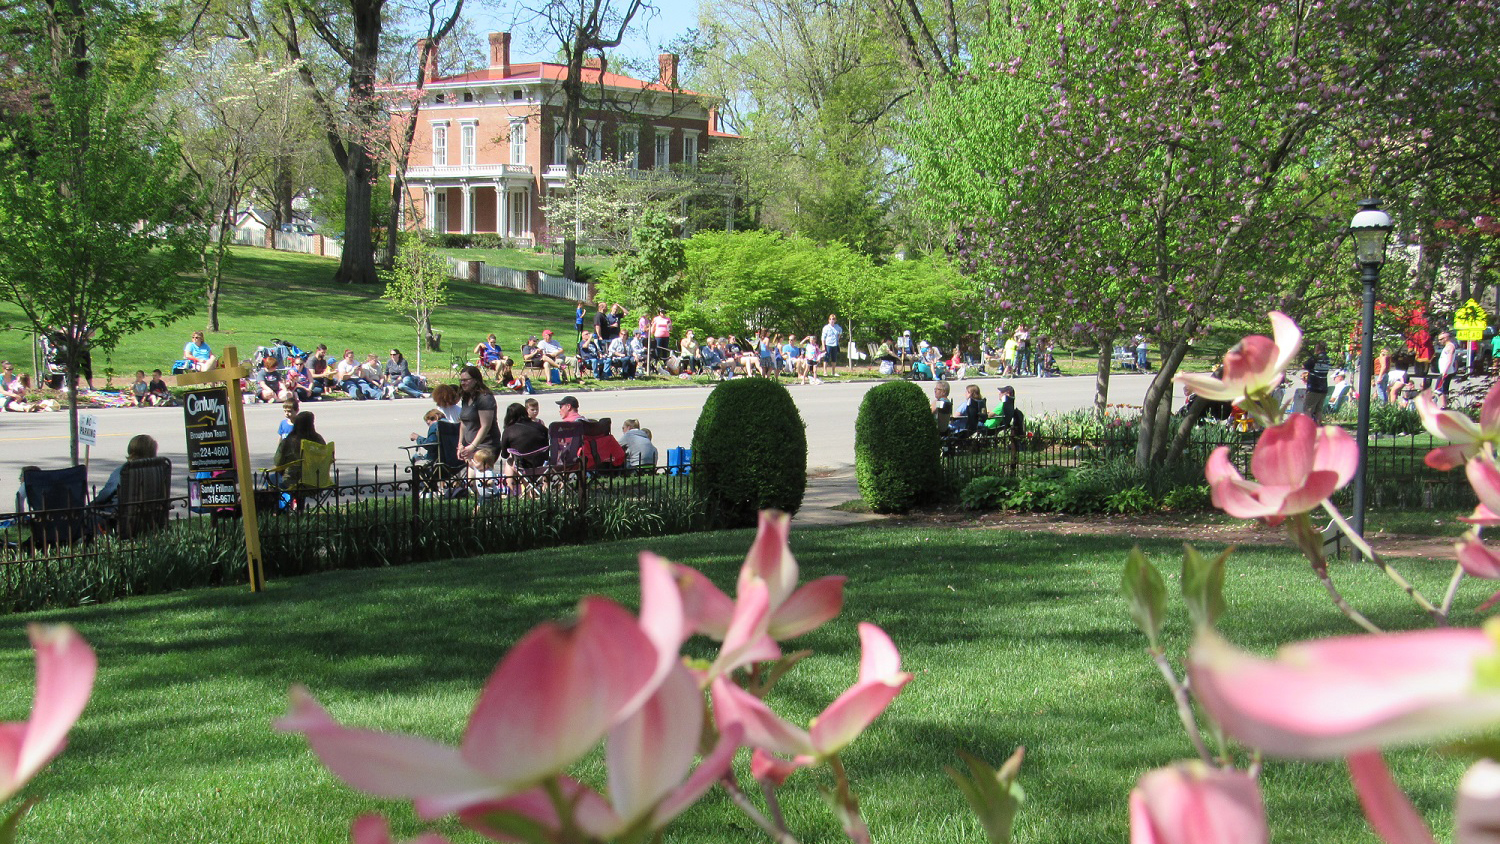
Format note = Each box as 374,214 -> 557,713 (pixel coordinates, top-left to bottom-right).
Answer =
691,378 -> 807,526
855,380 -> 942,513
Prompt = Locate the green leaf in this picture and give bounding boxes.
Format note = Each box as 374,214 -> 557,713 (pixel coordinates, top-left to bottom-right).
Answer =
945,747 -> 1025,844
0,799 -> 37,844
1180,545 -> 1230,629
1122,547 -> 1168,646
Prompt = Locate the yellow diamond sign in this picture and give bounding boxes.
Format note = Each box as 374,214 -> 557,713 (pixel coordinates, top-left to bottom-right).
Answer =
1456,299 -> 1489,342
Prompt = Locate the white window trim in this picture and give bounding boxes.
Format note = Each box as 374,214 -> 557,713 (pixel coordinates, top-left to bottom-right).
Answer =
553,120 -> 569,166
618,126 -> 640,169
459,119 -> 478,167
509,118 -> 527,166
431,120 -> 450,167
682,129 -> 700,169
584,120 -> 603,162
654,127 -> 671,171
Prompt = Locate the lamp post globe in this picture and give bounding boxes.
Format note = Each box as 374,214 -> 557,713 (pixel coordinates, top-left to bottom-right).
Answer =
1349,198 -> 1392,541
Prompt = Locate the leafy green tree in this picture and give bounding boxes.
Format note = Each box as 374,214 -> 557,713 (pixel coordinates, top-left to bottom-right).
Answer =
906,0 -> 1500,466
605,209 -> 686,312
383,235 -> 449,372
0,0 -> 206,462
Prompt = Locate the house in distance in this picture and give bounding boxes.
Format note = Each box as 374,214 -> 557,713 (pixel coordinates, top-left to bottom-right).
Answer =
387,32 -> 740,245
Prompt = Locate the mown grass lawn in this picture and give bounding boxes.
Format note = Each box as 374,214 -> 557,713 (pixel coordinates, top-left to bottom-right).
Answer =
0,524 -> 1475,843
0,247 -> 580,384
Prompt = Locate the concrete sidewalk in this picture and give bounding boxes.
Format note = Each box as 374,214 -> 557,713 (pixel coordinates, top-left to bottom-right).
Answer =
793,468 -> 886,527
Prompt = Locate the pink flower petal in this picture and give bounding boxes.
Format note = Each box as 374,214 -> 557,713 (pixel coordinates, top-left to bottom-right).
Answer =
1428,444 -> 1477,471
1482,382 -> 1500,437
1222,334 -> 1277,387
1418,390 -> 1482,444
457,778 -> 615,842
276,686 -> 501,815
606,665 -> 702,828
738,510 -> 798,608
462,597 -> 657,790
1129,763 -> 1267,844
1267,311 -> 1303,377
712,578 -> 781,677
810,624 -> 912,756
625,553 -> 687,718
710,676 -> 812,757
1312,424 -> 1358,489
351,814 -> 452,844
0,624 -> 97,802
1175,372 -> 1245,403
750,748 -> 808,787
672,564 -> 735,640
1251,415 -> 1317,488
1346,750 -> 1437,844
1470,457 -> 1500,518
649,723 -> 744,828
1457,759 -> 1500,844
1458,534 -> 1500,579
768,576 -> 846,640
1463,502 -> 1500,527
1189,630 -> 1500,759
810,678 -> 909,757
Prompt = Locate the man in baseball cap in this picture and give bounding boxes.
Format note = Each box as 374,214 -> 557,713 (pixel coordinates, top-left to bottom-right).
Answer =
556,395 -> 581,421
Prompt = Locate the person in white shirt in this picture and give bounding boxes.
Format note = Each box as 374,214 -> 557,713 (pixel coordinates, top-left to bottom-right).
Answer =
1436,331 -> 1458,408
820,314 -> 844,377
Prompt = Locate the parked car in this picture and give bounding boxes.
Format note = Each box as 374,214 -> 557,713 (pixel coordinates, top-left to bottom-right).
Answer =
280,223 -> 315,235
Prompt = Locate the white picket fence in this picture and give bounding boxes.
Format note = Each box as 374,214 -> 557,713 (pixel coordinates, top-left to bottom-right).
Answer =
230,227 -> 344,260
444,257 -> 590,302
229,228 -> 589,302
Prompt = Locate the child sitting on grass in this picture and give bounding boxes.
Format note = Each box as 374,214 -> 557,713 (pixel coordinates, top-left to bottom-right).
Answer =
129,371 -> 150,407
148,370 -> 172,406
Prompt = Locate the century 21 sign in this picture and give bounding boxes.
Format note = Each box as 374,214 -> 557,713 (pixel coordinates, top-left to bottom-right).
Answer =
183,388 -> 236,472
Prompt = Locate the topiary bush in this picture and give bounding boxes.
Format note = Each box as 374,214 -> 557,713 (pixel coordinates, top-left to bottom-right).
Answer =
691,378 -> 807,526
855,380 -> 942,513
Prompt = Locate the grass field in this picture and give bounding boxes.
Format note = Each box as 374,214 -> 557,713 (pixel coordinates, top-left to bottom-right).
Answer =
0,524 -> 1476,843
0,247 -> 580,384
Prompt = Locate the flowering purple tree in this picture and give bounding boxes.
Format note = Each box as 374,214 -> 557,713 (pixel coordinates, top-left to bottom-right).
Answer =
907,0 -> 1500,466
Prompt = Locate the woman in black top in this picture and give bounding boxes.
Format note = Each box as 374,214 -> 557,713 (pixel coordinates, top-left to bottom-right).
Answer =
457,365 -> 499,461
498,402 -> 549,468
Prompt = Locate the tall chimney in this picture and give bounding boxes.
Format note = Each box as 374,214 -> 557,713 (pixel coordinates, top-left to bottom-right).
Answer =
488,32 -> 511,76
417,39 -> 439,81
658,53 -> 678,88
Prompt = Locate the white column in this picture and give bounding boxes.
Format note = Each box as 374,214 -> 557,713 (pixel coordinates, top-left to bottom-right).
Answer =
498,184 -> 509,239
425,185 -> 437,231
462,185 -> 474,235
725,196 -> 734,232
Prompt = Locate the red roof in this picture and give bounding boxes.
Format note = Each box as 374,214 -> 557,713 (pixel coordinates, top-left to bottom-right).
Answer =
411,61 -> 704,98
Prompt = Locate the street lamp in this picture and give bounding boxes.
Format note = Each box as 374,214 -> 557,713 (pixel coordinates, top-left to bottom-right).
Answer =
1349,198 -> 1393,540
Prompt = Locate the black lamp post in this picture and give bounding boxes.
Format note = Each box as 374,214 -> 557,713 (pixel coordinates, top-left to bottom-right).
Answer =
1349,198 -> 1393,539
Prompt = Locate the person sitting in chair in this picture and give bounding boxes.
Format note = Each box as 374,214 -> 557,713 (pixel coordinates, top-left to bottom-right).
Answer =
950,384 -> 987,432
92,434 -> 158,518
274,411 -> 327,489
620,419 -> 658,468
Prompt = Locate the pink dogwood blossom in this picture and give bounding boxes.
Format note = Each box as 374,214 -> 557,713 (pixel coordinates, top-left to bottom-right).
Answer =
276,596 -> 663,818
456,664 -> 741,841
1128,763 -> 1267,844
1175,312 -> 1301,402
1464,455 -> 1500,527
0,624 -> 96,804
713,622 -> 911,773
675,511 -> 846,677
1205,413 -> 1356,525
1417,383 -> 1500,470
1188,628 -> 1500,759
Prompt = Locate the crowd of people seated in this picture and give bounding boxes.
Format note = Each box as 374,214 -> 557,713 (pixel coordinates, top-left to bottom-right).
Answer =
934,382 -> 1026,453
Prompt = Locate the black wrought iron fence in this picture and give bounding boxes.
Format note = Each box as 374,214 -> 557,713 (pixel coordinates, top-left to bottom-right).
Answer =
941,429 -> 1471,508
0,464 -> 711,613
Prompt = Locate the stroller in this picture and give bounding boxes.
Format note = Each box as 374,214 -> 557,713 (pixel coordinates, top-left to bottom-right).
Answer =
255,338 -> 307,369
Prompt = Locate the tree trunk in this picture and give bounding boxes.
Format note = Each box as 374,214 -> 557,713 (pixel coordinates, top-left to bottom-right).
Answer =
383,173 -> 404,269
1135,339 -> 1191,469
1094,339 -> 1112,418
1164,394 -> 1210,465
335,142 -> 379,284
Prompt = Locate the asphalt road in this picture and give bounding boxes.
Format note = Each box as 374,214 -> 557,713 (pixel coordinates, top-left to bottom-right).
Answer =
0,371 -> 1170,503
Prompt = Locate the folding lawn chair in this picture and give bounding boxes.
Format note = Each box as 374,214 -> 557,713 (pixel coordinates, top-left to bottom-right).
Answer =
401,421 -> 464,495
116,457 -> 172,539
505,444 -> 551,497
19,465 -> 90,549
